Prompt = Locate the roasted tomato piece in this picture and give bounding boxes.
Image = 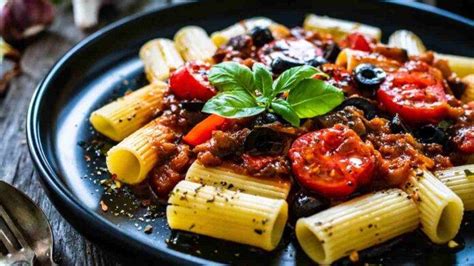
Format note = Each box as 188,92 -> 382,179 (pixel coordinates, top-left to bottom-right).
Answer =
169,61 -> 216,101
257,39 -> 324,73
339,32 -> 374,52
453,125 -> 474,154
288,124 -> 376,198
183,114 -> 231,146
377,61 -> 449,124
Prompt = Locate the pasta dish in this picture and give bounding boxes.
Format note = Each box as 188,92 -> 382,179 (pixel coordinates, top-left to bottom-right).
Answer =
87,15 -> 474,264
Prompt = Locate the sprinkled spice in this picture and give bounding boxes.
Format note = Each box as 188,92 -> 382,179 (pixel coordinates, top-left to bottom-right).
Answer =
254,229 -> 264,235
144,225 -> 153,234
464,169 -> 474,177
189,224 -> 196,230
100,200 -> 108,212
206,196 -> 215,203
448,240 -> 459,248
349,250 -> 359,262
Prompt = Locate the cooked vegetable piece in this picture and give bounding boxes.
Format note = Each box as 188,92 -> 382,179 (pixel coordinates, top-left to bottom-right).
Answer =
339,32 -> 374,52
288,124 -> 377,197
377,61 -> 449,124
183,114 -> 229,146
258,39 -> 323,74
413,124 -> 447,145
169,61 -> 216,101
291,190 -> 329,220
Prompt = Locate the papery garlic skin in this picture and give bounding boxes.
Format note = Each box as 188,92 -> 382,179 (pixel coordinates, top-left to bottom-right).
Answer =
0,0 -> 55,44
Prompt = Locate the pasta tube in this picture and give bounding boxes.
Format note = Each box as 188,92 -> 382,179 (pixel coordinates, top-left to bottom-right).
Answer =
404,171 -> 464,244
387,30 -> 426,56
89,82 -> 167,141
435,165 -> 474,211
387,30 -> 474,77
167,180 -> 288,251
436,54 -> 474,78
210,17 -> 274,47
296,189 -> 419,264
185,161 -> 291,199
106,117 -> 176,184
460,74 -> 474,103
174,26 -> 216,62
139,38 -> 184,82
336,48 -> 400,72
303,14 -> 381,41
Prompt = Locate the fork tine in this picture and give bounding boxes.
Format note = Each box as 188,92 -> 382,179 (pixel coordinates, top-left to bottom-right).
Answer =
0,206 -> 29,249
0,229 -> 16,254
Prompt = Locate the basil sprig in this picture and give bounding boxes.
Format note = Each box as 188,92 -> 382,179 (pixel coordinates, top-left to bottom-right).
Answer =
202,62 -> 344,126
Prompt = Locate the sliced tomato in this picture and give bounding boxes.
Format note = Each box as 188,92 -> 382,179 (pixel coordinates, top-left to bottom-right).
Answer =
169,61 -> 216,101
183,114 -> 230,146
339,32 -> 374,52
377,61 -> 449,124
288,124 -> 376,198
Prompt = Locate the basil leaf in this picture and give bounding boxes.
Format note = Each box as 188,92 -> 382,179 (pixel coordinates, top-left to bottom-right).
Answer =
208,62 -> 256,95
202,91 -> 265,118
287,78 -> 344,118
272,65 -> 320,96
271,99 -> 300,127
253,63 -> 273,97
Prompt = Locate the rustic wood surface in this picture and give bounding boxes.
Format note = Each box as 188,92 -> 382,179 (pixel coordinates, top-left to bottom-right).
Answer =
0,1 -> 179,265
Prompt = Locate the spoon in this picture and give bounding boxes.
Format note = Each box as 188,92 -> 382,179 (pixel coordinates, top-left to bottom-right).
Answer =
0,181 -> 55,265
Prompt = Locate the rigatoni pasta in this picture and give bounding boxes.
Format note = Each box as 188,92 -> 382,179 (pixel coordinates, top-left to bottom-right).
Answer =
174,26 -> 216,62
296,189 -> 419,264
303,14 -> 381,41
167,180 -> 288,251
106,117 -> 176,184
185,161 -> 291,199
89,82 -> 167,141
404,171 -> 464,244
139,38 -> 184,82
435,165 -> 474,211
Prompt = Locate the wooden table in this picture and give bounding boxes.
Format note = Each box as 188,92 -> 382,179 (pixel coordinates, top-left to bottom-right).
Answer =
0,1 -> 180,264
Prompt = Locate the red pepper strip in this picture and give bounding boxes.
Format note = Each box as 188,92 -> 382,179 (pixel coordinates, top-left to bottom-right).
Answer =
183,114 -> 229,146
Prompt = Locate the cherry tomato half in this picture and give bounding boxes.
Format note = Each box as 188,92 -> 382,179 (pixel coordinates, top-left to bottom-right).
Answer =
377,61 -> 449,124
169,61 -> 216,101
288,124 -> 376,198
454,125 -> 474,154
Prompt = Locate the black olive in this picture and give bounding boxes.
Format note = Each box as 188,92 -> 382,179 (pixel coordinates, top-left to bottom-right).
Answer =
180,101 -> 205,112
249,27 -> 274,47
353,63 -> 386,90
323,42 -> 341,62
270,55 -> 305,74
337,97 -> 378,119
414,125 -> 447,145
306,56 -> 327,68
253,112 -> 282,126
227,35 -> 252,50
291,190 -> 329,220
390,113 -> 411,133
244,128 -> 284,156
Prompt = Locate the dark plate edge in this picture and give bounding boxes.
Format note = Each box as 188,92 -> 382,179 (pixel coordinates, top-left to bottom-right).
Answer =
25,0 -> 473,264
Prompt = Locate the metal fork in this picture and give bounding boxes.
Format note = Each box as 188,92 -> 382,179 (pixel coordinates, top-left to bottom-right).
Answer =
0,205 -> 35,265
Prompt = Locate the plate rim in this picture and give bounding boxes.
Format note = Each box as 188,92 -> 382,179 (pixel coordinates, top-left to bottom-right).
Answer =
26,0 -> 473,264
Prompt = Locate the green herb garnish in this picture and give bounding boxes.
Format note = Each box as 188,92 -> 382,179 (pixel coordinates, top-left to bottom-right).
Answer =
203,62 -> 344,126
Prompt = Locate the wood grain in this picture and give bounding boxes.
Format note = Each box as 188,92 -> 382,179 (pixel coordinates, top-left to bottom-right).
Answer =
0,1 -> 176,265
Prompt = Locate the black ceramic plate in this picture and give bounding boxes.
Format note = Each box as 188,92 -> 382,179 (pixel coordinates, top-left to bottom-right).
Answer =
27,0 -> 474,265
